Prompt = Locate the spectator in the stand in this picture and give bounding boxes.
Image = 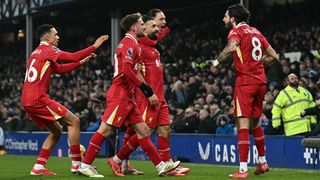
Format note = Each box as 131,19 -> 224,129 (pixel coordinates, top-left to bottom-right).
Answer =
216,114 -> 233,135
187,76 -> 201,105
259,113 -> 270,132
205,94 -> 214,105
169,80 -> 188,108
272,73 -> 317,136
72,93 -> 88,113
209,103 -> 221,122
172,107 -> 197,133
196,109 -> 216,134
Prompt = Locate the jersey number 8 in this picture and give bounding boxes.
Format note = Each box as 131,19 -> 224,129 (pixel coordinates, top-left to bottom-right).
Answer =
251,37 -> 262,61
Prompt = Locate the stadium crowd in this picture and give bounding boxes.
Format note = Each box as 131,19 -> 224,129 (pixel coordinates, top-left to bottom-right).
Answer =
1,2 -> 320,136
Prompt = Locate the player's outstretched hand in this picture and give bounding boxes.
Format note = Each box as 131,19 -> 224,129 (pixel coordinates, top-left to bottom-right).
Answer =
80,53 -> 97,65
149,94 -> 159,108
93,35 -> 109,49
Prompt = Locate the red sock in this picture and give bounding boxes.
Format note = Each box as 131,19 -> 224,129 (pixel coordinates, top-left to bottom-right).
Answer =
36,148 -> 51,166
83,132 -> 105,165
253,126 -> 266,156
117,134 -> 139,160
158,136 -> 170,162
138,136 -> 161,166
70,144 -> 82,162
123,127 -> 136,148
238,128 -> 250,162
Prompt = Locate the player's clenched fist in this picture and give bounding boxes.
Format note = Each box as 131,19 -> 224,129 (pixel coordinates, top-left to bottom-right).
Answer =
93,35 -> 109,49
149,94 -> 159,107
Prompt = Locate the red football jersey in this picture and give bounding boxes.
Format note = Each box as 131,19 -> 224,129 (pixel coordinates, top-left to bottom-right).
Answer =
21,42 -> 62,106
137,37 -> 165,101
228,22 -> 270,86
106,34 -> 141,100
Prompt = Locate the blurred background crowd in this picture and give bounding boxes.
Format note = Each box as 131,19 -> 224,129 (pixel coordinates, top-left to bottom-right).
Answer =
1,0 -> 320,136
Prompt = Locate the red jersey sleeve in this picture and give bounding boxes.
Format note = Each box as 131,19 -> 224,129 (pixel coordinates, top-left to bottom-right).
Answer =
260,34 -> 270,50
227,29 -> 241,43
52,61 -> 81,74
157,27 -> 170,42
122,41 -> 139,65
58,46 -> 96,62
138,36 -> 157,46
46,46 -> 62,63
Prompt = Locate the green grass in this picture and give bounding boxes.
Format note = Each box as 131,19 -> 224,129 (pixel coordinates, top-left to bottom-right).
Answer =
0,154 -> 319,180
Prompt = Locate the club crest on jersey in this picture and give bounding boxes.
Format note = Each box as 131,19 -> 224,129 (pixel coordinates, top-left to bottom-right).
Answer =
125,48 -> 133,60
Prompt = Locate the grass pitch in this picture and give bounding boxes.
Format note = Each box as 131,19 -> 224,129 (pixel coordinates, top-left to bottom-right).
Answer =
0,154 -> 319,180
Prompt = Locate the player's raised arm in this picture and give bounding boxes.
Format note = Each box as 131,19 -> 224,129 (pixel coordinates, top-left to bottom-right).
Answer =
53,53 -> 96,74
58,35 -> 108,62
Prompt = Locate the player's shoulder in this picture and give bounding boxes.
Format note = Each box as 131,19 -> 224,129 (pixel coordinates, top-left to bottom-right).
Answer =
119,35 -> 140,52
228,28 -> 239,37
122,34 -> 138,45
38,43 -> 61,56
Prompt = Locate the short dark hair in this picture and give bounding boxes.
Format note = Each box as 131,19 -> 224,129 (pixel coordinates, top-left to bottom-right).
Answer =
120,13 -> 142,33
227,4 -> 250,24
37,24 -> 54,39
142,15 -> 154,23
148,8 -> 162,19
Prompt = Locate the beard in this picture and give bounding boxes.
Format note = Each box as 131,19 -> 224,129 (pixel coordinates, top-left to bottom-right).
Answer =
225,21 -> 233,31
147,31 -> 158,40
289,81 -> 299,88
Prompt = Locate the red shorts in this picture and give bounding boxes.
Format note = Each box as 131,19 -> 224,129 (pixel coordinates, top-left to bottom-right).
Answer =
233,84 -> 266,118
138,100 -> 171,128
101,98 -> 144,128
23,100 -> 68,129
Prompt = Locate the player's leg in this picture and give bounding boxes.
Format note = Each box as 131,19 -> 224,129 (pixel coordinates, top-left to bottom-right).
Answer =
229,86 -> 253,179
79,100 -> 130,177
78,122 -> 113,177
132,121 -> 180,176
59,110 -> 82,173
115,102 -> 156,175
122,127 -> 136,156
251,85 -> 269,175
157,102 -> 171,162
157,101 -> 189,176
113,130 -> 144,175
31,121 -> 62,176
24,104 -> 64,176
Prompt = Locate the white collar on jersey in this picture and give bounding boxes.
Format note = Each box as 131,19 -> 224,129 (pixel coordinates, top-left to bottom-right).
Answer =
125,33 -> 138,45
40,41 -> 50,46
236,22 -> 248,28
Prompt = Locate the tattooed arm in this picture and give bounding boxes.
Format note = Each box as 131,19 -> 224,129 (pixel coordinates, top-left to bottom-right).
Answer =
211,39 -> 239,67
